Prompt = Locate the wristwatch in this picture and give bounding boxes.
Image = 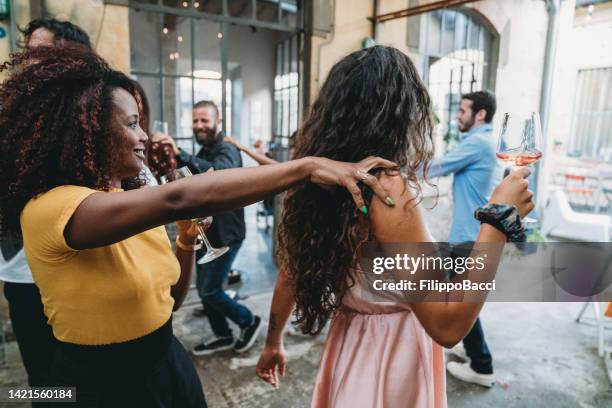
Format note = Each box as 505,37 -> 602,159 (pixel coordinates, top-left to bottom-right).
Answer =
474,203 -> 526,242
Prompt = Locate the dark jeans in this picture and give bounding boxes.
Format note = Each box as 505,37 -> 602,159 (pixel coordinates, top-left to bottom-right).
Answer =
463,318 -> 493,374
196,241 -> 252,338
3,282 -> 57,386
450,244 -> 494,375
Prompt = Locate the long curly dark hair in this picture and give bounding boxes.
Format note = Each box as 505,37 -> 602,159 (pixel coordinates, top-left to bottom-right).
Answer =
278,46 -> 434,334
0,44 -> 144,236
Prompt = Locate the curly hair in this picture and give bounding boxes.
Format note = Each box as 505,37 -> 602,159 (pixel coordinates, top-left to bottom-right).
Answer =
277,46 -> 435,334
0,44 -> 144,236
20,18 -> 92,49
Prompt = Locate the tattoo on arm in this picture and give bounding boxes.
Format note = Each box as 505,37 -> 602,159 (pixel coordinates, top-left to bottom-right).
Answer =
269,313 -> 278,332
265,313 -> 282,347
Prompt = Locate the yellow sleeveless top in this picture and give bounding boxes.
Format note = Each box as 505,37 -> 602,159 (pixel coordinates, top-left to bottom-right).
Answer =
20,185 -> 180,345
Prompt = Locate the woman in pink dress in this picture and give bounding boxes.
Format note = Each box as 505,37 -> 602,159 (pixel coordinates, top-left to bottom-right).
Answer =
256,46 -> 533,407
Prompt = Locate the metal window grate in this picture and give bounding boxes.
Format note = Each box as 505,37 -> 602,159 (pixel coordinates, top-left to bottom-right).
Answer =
129,0 -> 301,33
271,34 -> 300,162
129,2 -> 302,156
409,8 -> 494,149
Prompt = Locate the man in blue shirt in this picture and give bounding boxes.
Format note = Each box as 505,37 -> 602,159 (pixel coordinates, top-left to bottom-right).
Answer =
428,90 -> 500,387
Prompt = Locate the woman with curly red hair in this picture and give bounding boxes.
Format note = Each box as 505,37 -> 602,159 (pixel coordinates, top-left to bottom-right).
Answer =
0,43 -> 397,407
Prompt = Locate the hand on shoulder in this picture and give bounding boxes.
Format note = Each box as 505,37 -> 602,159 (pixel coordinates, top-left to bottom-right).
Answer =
370,170 -> 432,243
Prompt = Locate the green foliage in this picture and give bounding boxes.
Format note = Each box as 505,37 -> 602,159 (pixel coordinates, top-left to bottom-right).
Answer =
526,227 -> 546,242
433,109 -> 460,153
443,126 -> 461,153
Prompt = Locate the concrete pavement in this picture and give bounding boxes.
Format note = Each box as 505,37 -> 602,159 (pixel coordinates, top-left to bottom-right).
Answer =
0,191 -> 611,407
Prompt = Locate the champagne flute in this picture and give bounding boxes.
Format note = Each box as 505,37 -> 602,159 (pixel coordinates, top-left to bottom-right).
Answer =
496,112 -> 543,226
161,166 -> 229,264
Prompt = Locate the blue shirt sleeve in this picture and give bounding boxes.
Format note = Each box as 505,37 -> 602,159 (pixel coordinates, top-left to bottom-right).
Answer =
428,137 -> 482,178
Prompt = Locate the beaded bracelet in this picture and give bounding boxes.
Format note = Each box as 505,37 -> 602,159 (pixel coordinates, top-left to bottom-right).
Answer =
175,236 -> 203,251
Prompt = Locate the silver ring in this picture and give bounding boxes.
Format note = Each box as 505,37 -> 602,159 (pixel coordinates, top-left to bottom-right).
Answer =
357,169 -> 370,181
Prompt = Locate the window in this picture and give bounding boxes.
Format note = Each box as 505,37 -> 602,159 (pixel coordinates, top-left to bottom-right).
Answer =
130,11 -> 228,155
569,67 -> 612,161
272,34 -> 300,161
407,9 -> 496,151
131,0 -> 301,31
129,1 -> 301,155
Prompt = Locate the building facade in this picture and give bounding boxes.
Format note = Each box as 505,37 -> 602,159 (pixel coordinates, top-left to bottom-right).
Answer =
2,0 -> 301,158
1,0 -> 610,202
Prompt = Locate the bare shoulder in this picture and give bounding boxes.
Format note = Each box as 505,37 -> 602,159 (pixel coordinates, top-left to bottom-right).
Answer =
370,172 -> 432,243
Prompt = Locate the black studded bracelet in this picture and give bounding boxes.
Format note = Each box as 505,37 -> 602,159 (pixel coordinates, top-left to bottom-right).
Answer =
474,203 -> 526,242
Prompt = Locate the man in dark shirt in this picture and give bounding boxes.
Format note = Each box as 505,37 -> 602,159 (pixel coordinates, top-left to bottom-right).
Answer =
156,100 -> 261,355
176,101 -> 247,250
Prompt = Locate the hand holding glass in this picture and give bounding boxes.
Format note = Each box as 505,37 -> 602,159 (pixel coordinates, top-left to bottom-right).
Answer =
496,111 -> 543,225
160,166 -> 229,264
153,120 -> 169,135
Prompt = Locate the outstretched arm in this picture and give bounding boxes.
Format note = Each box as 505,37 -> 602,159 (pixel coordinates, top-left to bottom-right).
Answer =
239,147 -> 278,166
225,135 -> 279,166
64,156 -> 397,250
428,137 -> 481,178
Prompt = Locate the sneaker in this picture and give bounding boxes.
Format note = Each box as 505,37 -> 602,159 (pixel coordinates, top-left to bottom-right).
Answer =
286,324 -> 309,337
446,361 -> 495,388
193,307 -> 207,317
192,336 -> 234,356
234,315 -> 263,353
228,270 -> 242,285
447,343 -> 469,361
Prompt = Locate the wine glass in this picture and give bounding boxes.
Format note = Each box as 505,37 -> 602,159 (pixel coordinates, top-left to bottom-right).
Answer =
153,120 -> 169,135
496,112 -> 543,226
160,166 -> 229,264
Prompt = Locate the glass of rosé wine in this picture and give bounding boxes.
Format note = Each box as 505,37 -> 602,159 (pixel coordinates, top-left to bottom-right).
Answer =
496,111 -> 543,225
